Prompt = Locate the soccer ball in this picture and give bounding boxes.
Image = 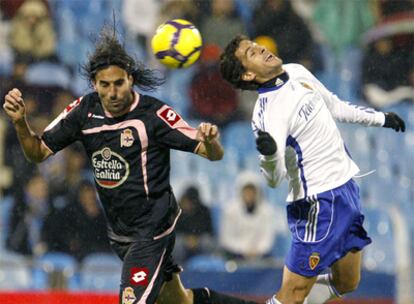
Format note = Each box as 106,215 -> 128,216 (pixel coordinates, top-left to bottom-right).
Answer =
151,19 -> 202,69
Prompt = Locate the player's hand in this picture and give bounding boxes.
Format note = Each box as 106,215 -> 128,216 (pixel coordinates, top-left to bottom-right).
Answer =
383,112 -> 405,132
256,130 -> 277,156
3,88 -> 26,124
196,122 -> 219,143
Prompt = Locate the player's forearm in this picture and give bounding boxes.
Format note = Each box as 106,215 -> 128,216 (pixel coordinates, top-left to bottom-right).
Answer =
13,119 -> 49,163
202,138 -> 224,161
260,155 -> 285,188
328,95 -> 385,127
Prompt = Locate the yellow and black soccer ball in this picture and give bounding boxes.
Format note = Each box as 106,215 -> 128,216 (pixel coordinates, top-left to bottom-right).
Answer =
151,19 -> 202,69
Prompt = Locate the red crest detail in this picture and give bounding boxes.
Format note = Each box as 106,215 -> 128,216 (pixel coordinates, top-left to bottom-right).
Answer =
129,267 -> 149,286
158,107 -> 181,127
64,98 -> 81,114
309,252 -> 320,270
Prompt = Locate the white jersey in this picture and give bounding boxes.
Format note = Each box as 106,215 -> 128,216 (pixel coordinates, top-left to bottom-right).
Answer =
252,64 -> 385,202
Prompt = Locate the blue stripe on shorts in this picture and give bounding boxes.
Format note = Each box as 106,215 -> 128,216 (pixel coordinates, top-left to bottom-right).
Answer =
285,179 -> 372,277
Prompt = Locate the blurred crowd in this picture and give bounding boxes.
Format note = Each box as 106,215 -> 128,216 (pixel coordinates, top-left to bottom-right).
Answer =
0,0 -> 413,286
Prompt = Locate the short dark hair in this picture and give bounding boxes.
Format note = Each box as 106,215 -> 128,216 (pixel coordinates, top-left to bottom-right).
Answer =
82,27 -> 164,91
219,35 -> 260,91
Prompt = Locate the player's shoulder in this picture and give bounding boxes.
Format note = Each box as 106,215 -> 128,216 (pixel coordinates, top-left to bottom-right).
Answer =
72,91 -> 100,108
138,94 -> 184,127
283,63 -> 311,76
138,94 -> 167,112
59,91 -> 98,117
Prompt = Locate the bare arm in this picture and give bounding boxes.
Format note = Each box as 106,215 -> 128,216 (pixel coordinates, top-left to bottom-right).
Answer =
3,88 -> 52,163
194,123 -> 224,161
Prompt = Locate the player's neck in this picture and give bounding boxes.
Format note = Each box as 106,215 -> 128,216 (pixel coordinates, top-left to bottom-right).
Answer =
269,66 -> 285,80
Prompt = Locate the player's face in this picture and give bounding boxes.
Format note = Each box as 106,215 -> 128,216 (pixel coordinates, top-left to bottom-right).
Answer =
94,65 -> 134,117
235,40 -> 283,84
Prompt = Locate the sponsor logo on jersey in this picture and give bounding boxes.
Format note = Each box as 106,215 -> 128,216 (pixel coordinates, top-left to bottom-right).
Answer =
129,267 -> 149,287
92,147 -> 130,188
298,94 -> 321,122
275,78 -> 284,87
122,287 -> 136,304
120,128 -> 135,147
309,252 -> 320,270
159,107 -> 181,127
88,112 -> 105,119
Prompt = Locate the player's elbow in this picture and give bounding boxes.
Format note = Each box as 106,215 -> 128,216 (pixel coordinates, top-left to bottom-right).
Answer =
24,150 -> 51,163
267,180 -> 278,188
25,154 -> 46,163
267,178 -> 281,188
207,149 -> 224,161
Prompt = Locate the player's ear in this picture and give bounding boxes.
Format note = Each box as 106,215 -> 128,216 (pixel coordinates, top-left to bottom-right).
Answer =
242,71 -> 256,82
128,74 -> 133,86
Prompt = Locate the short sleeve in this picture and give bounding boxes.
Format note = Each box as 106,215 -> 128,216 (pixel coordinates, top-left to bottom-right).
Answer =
154,105 -> 199,152
41,97 -> 84,153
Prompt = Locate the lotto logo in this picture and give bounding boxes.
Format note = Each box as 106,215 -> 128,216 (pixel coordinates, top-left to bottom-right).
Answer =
158,107 -> 181,127
129,268 -> 149,286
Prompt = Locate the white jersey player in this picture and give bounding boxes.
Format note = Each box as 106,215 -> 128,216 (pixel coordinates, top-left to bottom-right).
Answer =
251,63 -> 384,202
220,35 -> 405,304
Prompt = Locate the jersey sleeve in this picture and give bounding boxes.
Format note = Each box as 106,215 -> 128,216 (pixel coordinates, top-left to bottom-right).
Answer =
41,97 -> 84,153
154,105 -> 200,152
252,100 -> 288,188
300,65 -> 385,127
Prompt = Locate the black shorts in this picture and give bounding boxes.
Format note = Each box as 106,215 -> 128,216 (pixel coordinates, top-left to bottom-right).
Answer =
110,232 -> 181,304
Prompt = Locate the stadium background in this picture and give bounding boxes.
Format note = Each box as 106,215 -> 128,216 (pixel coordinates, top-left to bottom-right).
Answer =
0,0 -> 412,303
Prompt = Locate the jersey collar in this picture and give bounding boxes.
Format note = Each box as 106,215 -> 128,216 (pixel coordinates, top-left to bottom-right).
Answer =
257,71 -> 289,94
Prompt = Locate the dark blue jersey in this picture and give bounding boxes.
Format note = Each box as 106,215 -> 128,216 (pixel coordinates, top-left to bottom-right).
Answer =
42,91 -> 200,241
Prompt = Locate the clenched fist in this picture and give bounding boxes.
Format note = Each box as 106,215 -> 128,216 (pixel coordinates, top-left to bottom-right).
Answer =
3,88 -> 26,124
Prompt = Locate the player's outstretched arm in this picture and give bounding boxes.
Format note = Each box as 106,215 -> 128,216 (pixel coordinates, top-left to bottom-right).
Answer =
195,122 -> 224,161
383,112 -> 405,132
3,88 -> 52,163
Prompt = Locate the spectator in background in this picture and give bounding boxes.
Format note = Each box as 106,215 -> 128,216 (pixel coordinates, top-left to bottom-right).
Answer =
45,144 -> 88,200
219,171 -> 286,261
362,37 -> 414,108
9,0 -> 56,64
189,44 -> 242,126
361,0 -> 414,107
313,0 -> 375,59
254,0 -> 319,72
174,186 -> 214,264
201,0 -> 247,50
158,0 -> 199,26
122,0 -> 160,60
42,181 -> 110,261
6,173 -> 50,256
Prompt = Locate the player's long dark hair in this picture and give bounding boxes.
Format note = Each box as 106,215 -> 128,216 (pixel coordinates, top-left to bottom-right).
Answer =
82,27 -> 164,91
220,35 -> 259,91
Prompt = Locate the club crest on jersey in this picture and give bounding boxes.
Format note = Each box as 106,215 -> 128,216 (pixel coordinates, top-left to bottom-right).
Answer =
158,107 -> 181,127
122,287 -> 136,304
309,252 -> 320,270
92,147 -> 130,188
129,267 -> 149,287
300,81 -> 313,91
120,128 -> 135,147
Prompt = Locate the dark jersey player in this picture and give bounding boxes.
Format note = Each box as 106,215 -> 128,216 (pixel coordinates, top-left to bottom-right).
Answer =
3,30 -> 256,304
